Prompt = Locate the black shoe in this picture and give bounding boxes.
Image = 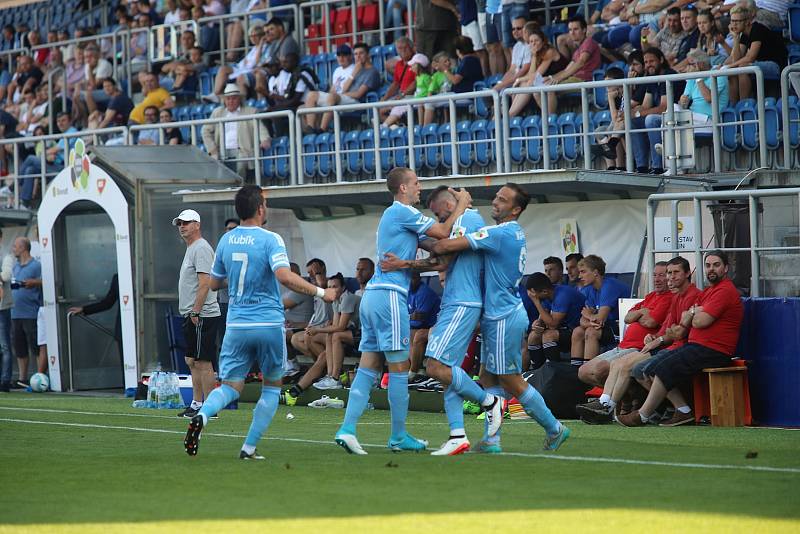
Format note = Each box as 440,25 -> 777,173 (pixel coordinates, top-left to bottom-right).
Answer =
649,168 -> 665,175
239,449 -> 265,460
636,166 -> 650,174
600,137 -> 619,159
407,375 -> 429,389
178,406 -> 199,418
15,380 -> 29,389
184,414 -> 204,456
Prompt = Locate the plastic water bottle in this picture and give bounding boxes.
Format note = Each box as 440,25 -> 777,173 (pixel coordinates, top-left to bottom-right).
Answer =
146,372 -> 159,408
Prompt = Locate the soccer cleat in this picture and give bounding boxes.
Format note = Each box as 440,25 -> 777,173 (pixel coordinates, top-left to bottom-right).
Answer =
484,395 -> 503,437
178,406 -> 199,419
308,395 -> 345,408
388,433 -> 428,452
431,436 -> 470,456
280,390 -> 298,407
184,415 -> 204,456
407,374 -> 429,389
543,424 -> 571,451
239,449 -> 266,460
463,400 -> 481,415
470,439 -> 502,454
335,433 -> 368,455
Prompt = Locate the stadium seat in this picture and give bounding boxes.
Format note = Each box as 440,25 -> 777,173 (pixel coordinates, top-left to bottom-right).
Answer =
379,126 -> 392,172
261,143 -> 274,179
763,98 -> 780,152
778,96 -> 800,148
345,130 -> 362,175
370,45 -> 384,73
719,106 -> 739,153
559,112 -> 579,162
790,3 -> 800,43
471,120 -> 491,167
508,116 -> 524,165
438,123 -> 452,169
314,53 -> 330,92
737,99 -> 758,152
456,120 -> 472,169
302,134 -> 317,178
358,129 -> 374,174
422,123 -> 440,171
546,114 -> 560,163
316,133 -> 334,178
522,115 -> 542,164
272,136 -> 290,180
473,81 -> 490,118
593,69 -> 608,109
391,126 -> 408,167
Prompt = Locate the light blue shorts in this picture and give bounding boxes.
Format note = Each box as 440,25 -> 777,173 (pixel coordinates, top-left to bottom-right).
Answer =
358,289 -> 410,354
219,326 -> 286,382
425,305 -> 481,368
480,306 -> 528,375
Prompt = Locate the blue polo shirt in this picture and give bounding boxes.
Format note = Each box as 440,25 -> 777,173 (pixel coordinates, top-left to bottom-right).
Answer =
408,281 -> 440,329
11,258 -> 42,319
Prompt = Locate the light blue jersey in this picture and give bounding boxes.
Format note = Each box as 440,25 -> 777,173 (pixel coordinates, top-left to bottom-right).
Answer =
211,226 -> 290,328
367,201 -> 435,296
440,208 -> 485,309
466,220 -> 526,320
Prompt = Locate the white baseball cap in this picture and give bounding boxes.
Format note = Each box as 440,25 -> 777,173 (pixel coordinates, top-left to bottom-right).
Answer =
172,209 -> 201,225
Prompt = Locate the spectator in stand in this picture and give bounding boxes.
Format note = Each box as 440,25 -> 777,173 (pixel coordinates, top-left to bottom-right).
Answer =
458,0 -> 489,75
386,0 -> 409,40
6,55 -> 43,106
754,0 -> 790,28
526,272 -> 587,370
509,28 -> 567,116
618,250 -> 744,427
87,78 -> 135,130
159,108 -> 184,145
415,0 -> 460,60
202,84 -> 270,180
596,67 -> 627,170
169,46 -> 207,96
136,106 -> 161,145
266,53 -> 318,136
492,16 -> 530,92
382,53 -> 437,127
301,45 -> 355,134
224,0 -> 267,63
129,72 -> 174,125
650,50 -> 729,170
501,0 -> 529,66
407,271 -> 441,385
16,84 -> 49,136
643,8 -> 685,65
0,25 -> 15,51
27,31 -> 48,68
379,37 -> 417,120
263,18 -> 299,65
725,5 -> 788,102
484,0 -> 506,75
420,52 -> 452,125
565,252 -> 585,287
696,9 -> 729,65
545,16 -> 601,86
0,58 -> 11,102
631,47 -> 675,174
163,0 -> 181,25
206,23 -> 268,102
570,254 -> 631,366
577,256 -> 700,425
577,262 -> 671,387
444,36 -> 485,95
202,0 -> 225,17
310,273 -> 361,391
64,45 -> 87,96
72,43 -> 112,122
18,113 -> 77,208
10,236 -> 42,389
0,229 -> 14,392
159,30 -> 198,86
355,257 -> 375,296
672,7 -> 700,71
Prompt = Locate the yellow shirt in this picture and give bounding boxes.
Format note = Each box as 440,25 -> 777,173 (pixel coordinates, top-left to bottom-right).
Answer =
129,88 -> 170,124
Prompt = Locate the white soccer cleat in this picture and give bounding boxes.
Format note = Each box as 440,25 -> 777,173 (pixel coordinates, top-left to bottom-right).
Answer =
335,433 -> 368,455
484,395 -> 504,437
430,436 -> 471,456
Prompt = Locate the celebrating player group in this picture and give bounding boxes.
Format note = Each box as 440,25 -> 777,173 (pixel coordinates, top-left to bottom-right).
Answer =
184,169 -> 570,459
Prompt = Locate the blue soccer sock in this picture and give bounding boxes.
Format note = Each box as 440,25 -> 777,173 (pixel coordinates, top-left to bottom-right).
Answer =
518,384 -> 560,435
198,384 -> 239,425
388,372 -> 409,439
443,385 -> 465,435
242,386 -> 280,451
451,365 -> 488,405
482,385 -> 505,445
338,367 -> 378,436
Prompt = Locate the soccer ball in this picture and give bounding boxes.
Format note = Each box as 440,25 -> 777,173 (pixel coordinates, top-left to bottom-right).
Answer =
30,373 -> 50,393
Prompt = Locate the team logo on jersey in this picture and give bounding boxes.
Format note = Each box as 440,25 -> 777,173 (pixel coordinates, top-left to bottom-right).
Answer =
451,225 -> 466,238
471,228 -> 489,240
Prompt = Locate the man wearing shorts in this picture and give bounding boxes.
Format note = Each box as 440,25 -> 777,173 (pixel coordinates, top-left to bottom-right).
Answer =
174,209 -> 221,419
10,237 -> 42,389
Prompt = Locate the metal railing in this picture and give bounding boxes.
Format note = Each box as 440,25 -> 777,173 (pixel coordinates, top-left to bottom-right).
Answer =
298,0 -> 414,54
500,65 -> 767,175
646,188 -> 800,297
294,90 -> 503,183
0,47 -> 28,72
128,110 -> 297,186
780,64 -> 800,169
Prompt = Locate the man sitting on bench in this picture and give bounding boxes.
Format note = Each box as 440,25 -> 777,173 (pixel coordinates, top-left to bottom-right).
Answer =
617,250 -> 743,427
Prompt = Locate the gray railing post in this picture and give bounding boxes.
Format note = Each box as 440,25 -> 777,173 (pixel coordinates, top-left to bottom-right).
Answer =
581,87 -> 591,170
754,68 -> 767,170
501,91 -> 511,173
710,73 -> 721,174
622,83 -> 633,172
693,197 -> 703,290
372,109 -> 382,181
749,194 -> 760,297
541,89 -> 550,170
449,99 -> 458,175
287,111 -> 297,186
333,111 -> 343,182
664,80 -> 677,175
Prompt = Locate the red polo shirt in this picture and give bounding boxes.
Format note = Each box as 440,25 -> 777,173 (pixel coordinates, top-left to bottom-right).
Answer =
688,278 -> 744,356
619,289 -> 673,349
658,283 -> 702,350
394,60 -> 417,93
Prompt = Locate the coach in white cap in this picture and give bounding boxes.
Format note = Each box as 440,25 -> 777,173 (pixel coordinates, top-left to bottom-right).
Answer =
201,83 -> 271,183
173,208 -> 221,419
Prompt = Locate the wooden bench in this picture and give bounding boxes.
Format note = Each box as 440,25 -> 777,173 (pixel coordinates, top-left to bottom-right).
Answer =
697,364 -> 750,427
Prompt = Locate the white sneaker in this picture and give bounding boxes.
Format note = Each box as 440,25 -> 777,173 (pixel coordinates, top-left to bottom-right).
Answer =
335,433 -> 368,455
313,376 -> 342,390
308,395 -> 345,408
654,142 -> 663,155
430,436 -> 471,456
484,395 -> 504,437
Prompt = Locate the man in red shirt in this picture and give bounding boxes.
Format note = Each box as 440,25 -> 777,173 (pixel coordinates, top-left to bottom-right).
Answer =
617,250 -> 743,427
379,36 -> 417,120
577,261 -> 671,387
578,256 -> 699,424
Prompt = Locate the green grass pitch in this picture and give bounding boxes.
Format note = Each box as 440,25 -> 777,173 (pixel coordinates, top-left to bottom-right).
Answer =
1,393 -> 799,533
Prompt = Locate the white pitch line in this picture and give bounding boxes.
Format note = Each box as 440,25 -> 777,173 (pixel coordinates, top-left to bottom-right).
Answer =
1,416 -> 799,475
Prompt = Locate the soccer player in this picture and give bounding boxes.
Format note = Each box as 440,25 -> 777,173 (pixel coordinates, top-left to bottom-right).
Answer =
334,168 -> 472,455
184,185 -> 336,459
380,185 -> 503,455
430,183 -> 571,452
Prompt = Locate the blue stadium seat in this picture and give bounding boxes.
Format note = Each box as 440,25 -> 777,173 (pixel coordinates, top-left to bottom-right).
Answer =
314,53 -> 330,92
359,129 -> 375,174
485,120 -> 497,163
391,126 -> 408,167
202,103 -> 217,118
456,120 -> 472,169
345,130 -> 362,174
379,126 -> 392,172
719,106 -> 739,152
522,115 -> 541,164
302,134 -> 317,178
369,45 -> 383,73
471,120 -> 491,167
382,44 -> 397,80
472,81 -> 489,118
485,74 -> 502,87
737,99 -> 758,152
559,112 -> 579,162
546,114 -> 560,162
262,143 -> 274,179
438,123 -> 452,169
422,123 -> 440,171
316,133 -> 333,178
778,96 -> 800,148
366,91 -> 379,103
508,116 -> 524,164
790,3 -> 800,43
593,69 -> 608,109
764,97 -> 780,151
273,137 -> 290,180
